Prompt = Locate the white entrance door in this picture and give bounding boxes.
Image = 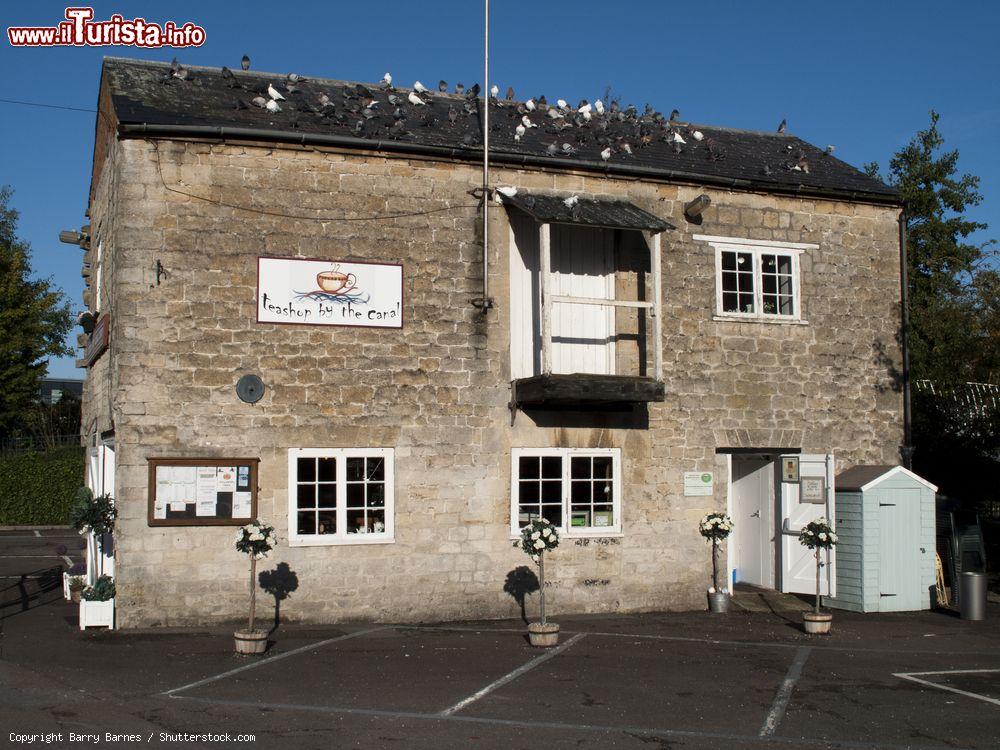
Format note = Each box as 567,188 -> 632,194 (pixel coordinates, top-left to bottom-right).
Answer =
779,453 -> 836,596
731,456 -> 775,588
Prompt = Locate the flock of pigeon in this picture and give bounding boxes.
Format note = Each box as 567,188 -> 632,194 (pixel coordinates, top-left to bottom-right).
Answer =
162,56 -> 827,176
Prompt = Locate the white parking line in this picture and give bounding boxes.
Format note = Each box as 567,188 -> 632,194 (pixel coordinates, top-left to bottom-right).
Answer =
760,646 -> 811,736
33,530 -> 41,537
894,669 -> 1000,707
439,633 -> 587,716
162,627 -> 388,697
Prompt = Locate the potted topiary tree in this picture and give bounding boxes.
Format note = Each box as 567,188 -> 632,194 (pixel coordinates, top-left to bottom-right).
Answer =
69,488 -> 117,584
699,512 -> 734,612
79,575 -> 115,629
798,517 -> 838,634
68,574 -> 87,604
519,518 -> 561,647
234,519 -> 277,655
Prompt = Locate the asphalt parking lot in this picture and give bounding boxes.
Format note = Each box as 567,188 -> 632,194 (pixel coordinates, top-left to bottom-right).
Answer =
2,529 -> 999,749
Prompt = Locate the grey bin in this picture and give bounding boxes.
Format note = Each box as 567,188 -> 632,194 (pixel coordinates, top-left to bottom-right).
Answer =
826,465 -> 939,613
960,572 -> 987,621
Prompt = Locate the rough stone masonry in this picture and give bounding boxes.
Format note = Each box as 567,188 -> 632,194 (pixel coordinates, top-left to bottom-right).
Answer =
79,123 -> 903,627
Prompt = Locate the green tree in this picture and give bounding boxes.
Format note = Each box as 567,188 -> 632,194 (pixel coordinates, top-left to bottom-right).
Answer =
866,111 -> 996,386
0,186 -> 74,440
867,113 -> 998,498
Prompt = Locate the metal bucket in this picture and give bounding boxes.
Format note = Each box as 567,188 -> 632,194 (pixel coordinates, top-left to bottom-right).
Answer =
708,591 -> 730,613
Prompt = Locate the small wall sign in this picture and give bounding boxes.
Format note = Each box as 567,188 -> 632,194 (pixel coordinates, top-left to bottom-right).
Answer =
82,313 -> 110,367
800,476 -> 826,504
782,456 -> 800,483
257,256 -> 403,329
684,471 -> 714,496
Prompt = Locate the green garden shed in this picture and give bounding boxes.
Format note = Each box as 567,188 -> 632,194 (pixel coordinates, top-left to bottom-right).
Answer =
826,465 -> 938,613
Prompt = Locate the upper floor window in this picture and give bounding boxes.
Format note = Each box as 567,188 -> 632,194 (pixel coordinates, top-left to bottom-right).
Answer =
287,448 -> 394,546
696,235 -> 816,322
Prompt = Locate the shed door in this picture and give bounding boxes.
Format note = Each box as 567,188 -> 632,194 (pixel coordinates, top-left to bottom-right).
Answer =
878,488 -> 922,611
779,453 -> 836,596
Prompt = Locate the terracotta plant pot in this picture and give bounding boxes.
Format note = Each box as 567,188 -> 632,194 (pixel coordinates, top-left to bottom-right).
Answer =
234,629 -> 268,655
527,622 -> 560,647
802,612 -> 833,635
707,591 -> 730,613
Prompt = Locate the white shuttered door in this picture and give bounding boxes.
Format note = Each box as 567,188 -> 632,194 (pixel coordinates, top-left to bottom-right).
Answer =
550,225 -> 615,375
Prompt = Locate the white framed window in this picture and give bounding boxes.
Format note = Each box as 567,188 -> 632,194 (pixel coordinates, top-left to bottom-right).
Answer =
287,448 -> 394,546
695,235 -> 815,323
510,448 -> 622,537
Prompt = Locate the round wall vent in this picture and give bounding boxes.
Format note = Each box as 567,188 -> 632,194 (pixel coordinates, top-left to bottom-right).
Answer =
235,374 -> 265,404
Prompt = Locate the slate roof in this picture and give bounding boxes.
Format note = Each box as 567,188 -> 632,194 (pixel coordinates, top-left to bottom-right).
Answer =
101,58 -> 900,205
499,192 -> 674,232
835,465 -> 897,491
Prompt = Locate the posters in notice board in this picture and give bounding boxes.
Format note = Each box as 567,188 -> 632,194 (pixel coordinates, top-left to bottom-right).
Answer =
149,459 -> 258,525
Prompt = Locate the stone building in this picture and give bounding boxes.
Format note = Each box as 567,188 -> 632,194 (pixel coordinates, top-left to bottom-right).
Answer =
76,57 -> 904,627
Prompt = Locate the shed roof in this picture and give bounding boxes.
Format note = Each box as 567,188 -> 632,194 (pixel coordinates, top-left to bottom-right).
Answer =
100,58 -> 901,206
836,465 -> 938,493
499,192 -> 673,232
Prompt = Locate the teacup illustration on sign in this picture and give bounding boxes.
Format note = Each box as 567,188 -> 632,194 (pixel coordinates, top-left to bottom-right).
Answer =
316,267 -> 356,295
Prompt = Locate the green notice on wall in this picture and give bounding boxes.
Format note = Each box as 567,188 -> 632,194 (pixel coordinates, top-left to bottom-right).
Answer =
683,471 -> 714,497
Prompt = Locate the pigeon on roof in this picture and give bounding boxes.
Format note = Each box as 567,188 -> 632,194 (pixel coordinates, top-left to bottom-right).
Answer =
407,91 -> 426,106
777,118 -> 787,134
241,55 -> 250,71
438,80 -> 447,92
381,72 -> 392,87
414,81 -> 428,93
267,84 -> 285,101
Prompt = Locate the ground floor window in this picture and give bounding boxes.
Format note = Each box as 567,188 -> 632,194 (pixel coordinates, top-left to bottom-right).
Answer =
287,448 -> 394,546
510,448 -> 622,536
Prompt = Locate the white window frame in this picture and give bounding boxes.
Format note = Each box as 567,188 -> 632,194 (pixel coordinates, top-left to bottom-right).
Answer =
287,448 -> 395,547
510,447 -> 622,538
694,235 -> 815,324
94,241 -> 104,312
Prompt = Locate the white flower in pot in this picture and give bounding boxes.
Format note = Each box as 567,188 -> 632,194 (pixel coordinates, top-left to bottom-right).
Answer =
698,512 -> 734,613
234,519 -> 277,655
518,518 -> 561,647
798,518 -> 838,634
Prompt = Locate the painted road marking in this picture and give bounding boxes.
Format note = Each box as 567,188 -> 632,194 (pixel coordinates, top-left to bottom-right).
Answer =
33,530 -> 41,537
439,633 -> 587,716
894,669 -> 1000,707
170,693 -> 965,750
760,646 -> 811,736
162,626 -> 388,697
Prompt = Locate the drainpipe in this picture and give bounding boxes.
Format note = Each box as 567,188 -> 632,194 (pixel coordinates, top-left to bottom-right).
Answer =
476,0 -> 494,312
899,209 -> 913,469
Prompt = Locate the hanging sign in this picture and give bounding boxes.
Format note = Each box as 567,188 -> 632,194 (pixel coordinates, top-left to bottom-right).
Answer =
82,313 -> 110,367
257,257 -> 403,328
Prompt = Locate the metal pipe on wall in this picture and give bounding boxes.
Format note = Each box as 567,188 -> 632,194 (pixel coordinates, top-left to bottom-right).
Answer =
899,210 -> 913,469
478,0 -> 494,311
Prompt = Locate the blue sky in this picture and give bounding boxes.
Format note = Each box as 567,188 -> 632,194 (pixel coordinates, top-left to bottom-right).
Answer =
2,1 -> 998,379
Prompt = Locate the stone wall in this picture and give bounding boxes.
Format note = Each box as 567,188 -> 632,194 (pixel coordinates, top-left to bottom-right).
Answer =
85,136 -> 903,627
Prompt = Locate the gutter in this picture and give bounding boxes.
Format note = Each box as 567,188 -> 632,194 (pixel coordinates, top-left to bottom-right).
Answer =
899,210 -> 914,469
116,123 -> 903,208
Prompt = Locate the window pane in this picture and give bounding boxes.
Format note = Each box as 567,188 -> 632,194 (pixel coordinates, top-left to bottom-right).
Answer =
779,295 -> 794,315
541,480 -> 562,502
571,480 -> 591,504
346,457 -> 365,482
369,509 -> 386,533
317,457 -> 336,482
297,483 -> 316,509
762,274 -> 777,294
777,255 -> 792,275
317,482 -> 336,507
297,457 -> 316,482
737,252 -> 752,269
347,511 -> 367,533
519,456 -> 540,479
778,275 -> 794,296
722,292 -> 739,312
543,506 -> 563,527
519,480 -> 539,503
346,482 -> 365,506
721,251 -> 736,271
541,456 -> 561,479
739,293 -> 755,313
762,254 -> 776,272
571,456 -> 590,479
317,510 -> 336,535
737,271 -> 754,293
722,271 -> 738,292
368,482 -> 385,507
297,511 -> 316,535
366,457 -> 385,481
596,480 -> 613,502
763,296 -> 778,315
593,456 -> 612,479
592,506 -> 614,528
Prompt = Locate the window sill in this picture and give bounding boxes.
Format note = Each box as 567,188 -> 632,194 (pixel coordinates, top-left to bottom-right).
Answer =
712,315 -> 808,326
510,530 -> 623,541
288,535 -> 395,547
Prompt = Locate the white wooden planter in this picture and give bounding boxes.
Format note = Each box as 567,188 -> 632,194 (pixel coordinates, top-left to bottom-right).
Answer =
79,599 -> 115,630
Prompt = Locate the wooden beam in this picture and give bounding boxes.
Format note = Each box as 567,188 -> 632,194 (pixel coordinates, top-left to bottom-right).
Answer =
539,222 -> 552,375
551,295 -> 653,309
649,232 -> 663,380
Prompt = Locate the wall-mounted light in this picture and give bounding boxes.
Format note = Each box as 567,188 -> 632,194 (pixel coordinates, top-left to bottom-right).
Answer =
684,194 -> 712,221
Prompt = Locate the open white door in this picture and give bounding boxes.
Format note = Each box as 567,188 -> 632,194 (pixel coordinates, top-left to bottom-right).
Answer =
779,453 -> 836,596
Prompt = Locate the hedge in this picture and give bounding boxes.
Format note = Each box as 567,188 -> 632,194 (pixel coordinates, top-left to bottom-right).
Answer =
0,446 -> 85,525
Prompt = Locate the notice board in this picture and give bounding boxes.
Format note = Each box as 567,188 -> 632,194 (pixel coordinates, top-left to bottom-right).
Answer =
147,458 -> 258,527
